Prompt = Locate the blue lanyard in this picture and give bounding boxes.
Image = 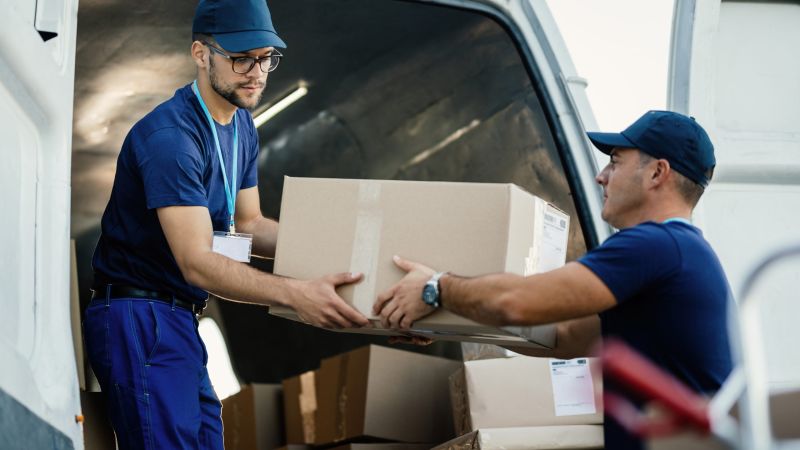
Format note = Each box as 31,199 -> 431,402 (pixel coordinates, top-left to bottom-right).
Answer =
663,217 -> 692,225
192,80 -> 238,232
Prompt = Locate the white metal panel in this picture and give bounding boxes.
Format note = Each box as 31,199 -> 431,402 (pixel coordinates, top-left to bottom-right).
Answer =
0,0 -> 81,446
0,73 -> 38,358
670,0 -> 800,391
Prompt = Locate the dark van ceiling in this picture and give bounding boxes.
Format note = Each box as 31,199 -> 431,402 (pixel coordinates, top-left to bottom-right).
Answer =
72,0 -> 586,383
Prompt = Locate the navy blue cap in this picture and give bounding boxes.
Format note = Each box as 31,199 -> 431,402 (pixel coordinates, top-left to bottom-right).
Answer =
193,0 -> 286,52
588,110 -> 716,187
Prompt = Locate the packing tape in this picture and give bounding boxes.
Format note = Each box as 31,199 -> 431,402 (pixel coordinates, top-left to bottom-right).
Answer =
349,181 -> 382,314
299,371 -> 317,443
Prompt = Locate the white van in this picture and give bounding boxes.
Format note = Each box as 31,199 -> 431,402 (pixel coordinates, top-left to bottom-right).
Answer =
1,0 -> 798,448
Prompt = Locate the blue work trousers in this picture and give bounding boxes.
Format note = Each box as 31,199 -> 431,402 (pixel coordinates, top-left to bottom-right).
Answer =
83,297 -> 224,450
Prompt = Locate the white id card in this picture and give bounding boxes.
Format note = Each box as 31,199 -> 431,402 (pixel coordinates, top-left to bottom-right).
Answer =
212,231 -> 253,263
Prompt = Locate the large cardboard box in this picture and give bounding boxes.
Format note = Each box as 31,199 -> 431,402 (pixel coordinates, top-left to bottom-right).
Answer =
282,370 -> 318,445
433,426 -> 604,450
314,345 -> 461,445
450,356 -> 603,436
271,177 -> 570,348
70,239 -> 86,390
221,384 -> 284,450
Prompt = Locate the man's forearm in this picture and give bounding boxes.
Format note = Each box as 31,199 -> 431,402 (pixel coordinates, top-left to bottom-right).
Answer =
439,273 -> 523,326
238,216 -> 278,257
184,249 -> 295,306
439,264 -> 612,327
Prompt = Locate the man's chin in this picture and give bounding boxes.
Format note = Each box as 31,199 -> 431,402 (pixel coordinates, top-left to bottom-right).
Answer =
238,93 -> 263,111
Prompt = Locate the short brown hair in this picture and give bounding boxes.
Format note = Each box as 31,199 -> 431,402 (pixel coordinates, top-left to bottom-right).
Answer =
639,151 -> 708,207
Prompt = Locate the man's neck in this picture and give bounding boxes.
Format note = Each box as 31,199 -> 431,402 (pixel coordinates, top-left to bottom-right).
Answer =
196,77 -> 237,125
621,204 -> 693,229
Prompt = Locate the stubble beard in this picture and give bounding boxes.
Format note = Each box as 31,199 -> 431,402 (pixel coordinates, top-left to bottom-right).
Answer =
208,57 -> 265,111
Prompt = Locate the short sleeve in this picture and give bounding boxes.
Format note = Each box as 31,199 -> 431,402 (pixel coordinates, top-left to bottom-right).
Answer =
137,127 -> 208,210
578,224 -> 680,304
240,114 -> 259,190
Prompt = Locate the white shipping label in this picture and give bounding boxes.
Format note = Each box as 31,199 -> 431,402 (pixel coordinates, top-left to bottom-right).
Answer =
539,208 -> 569,272
212,231 -> 253,263
549,358 -> 596,416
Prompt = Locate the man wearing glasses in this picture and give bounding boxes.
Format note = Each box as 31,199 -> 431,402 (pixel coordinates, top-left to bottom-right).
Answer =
84,1 -> 368,448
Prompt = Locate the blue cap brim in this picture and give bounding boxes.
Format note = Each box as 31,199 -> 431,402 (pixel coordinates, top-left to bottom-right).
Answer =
214,30 -> 286,52
587,132 -> 636,155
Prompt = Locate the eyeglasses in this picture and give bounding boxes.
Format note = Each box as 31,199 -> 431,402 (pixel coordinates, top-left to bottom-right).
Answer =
203,41 -> 282,74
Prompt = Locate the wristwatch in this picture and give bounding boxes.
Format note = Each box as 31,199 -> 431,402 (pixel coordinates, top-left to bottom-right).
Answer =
422,272 -> 446,309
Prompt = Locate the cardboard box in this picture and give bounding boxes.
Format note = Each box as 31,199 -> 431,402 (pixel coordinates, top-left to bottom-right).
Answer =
283,370 -> 318,444
315,345 -> 461,445
450,356 -> 603,436
80,391 -> 117,450
221,384 -> 284,450
433,426 -> 604,450
271,177 -> 570,348
770,388 -> 800,440
70,239 -> 86,390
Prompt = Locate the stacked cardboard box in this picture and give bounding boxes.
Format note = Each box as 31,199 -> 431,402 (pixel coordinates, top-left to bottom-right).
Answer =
443,356 -> 604,449
221,384 -> 284,450
283,345 -> 461,447
433,426 -> 604,450
271,177 -> 570,349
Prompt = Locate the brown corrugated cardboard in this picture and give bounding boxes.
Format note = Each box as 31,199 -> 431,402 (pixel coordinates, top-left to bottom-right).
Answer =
283,371 -> 318,444
770,388 -> 800,439
221,384 -> 284,450
80,391 -> 117,450
315,345 -> 460,445
271,177 -> 570,348
450,356 -> 603,436
432,426 -> 604,450
70,239 -> 86,390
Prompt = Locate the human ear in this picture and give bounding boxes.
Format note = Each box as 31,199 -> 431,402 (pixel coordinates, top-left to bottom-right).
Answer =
190,41 -> 207,69
652,159 -> 671,185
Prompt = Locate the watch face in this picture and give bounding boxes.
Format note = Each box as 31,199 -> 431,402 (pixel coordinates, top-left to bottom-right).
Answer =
422,284 -> 437,306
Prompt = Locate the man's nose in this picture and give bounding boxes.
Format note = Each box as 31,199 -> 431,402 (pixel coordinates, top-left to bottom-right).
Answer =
596,166 -> 609,185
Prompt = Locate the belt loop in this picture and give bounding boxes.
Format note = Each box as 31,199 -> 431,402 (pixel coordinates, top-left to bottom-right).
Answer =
104,284 -> 111,307
171,294 -> 177,311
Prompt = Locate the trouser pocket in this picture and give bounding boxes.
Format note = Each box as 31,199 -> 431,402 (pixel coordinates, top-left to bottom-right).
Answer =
128,301 -> 162,366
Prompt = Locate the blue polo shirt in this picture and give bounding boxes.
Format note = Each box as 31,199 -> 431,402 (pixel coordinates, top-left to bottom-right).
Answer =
93,84 -> 260,303
579,221 -> 733,449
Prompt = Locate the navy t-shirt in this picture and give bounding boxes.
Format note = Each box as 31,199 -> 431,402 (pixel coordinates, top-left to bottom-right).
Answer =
92,84 -> 260,303
579,221 -> 733,449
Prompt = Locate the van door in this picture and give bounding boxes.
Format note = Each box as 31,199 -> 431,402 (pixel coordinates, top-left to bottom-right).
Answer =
405,0 -> 610,246
0,0 -> 81,447
669,0 -> 800,389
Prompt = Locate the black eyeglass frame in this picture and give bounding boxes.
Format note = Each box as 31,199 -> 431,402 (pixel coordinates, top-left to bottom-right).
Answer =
202,41 -> 282,74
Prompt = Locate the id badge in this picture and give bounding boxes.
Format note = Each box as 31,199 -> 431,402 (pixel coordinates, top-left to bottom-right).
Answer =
212,231 -> 253,263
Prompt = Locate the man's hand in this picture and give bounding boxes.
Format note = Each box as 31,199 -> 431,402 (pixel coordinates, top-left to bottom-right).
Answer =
373,255 -> 437,329
292,272 -> 370,329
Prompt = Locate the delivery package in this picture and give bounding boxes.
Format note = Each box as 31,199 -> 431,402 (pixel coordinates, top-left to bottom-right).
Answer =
451,356 -> 603,436
221,384 -> 284,450
433,425 -> 604,450
282,370 -> 318,445
271,177 -> 570,348
314,345 -> 460,445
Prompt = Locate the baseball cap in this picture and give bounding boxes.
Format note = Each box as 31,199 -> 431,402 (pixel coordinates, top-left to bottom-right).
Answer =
193,0 -> 286,52
587,110 -> 715,187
